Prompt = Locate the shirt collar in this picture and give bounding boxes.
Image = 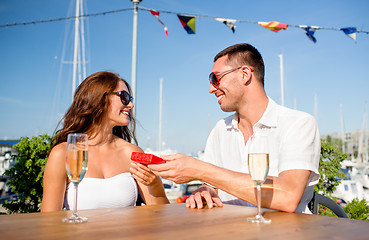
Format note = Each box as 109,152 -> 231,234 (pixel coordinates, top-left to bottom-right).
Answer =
224,114 -> 237,130
255,96 -> 278,129
226,96 -> 278,130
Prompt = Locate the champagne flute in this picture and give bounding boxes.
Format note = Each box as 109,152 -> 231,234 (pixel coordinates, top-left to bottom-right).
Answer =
62,133 -> 88,223
247,131 -> 271,223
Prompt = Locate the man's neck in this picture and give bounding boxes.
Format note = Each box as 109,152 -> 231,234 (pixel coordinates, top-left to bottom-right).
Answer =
237,95 -> 269,143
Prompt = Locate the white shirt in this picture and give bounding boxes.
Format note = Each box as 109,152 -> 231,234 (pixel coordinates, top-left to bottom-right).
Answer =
203,97 -> 320,213
64,172 -> 138,210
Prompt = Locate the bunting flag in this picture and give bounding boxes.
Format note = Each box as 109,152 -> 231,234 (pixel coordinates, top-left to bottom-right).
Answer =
300,25 -> 319,43
150,10 -> 168,36
215,18 -> 236,33
177,14 -> 196,34
258,21 -> 288,32
341,27 -> 357,42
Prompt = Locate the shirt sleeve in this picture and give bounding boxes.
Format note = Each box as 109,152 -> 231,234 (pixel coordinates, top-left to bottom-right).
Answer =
203,125 -> 218,165
278,114 -> 321,185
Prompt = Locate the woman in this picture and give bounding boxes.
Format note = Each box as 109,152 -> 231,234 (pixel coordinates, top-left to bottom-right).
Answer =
41,71 -> 168,212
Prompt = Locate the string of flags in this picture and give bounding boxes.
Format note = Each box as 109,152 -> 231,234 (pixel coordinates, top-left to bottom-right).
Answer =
1,6 -> 368,44
139,6 -> 368,43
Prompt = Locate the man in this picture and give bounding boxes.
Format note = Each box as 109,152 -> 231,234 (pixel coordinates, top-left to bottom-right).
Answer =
148,43 -> 320,213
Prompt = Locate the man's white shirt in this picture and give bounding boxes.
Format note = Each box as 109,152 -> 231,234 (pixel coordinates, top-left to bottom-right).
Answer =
203,97 -> 320,213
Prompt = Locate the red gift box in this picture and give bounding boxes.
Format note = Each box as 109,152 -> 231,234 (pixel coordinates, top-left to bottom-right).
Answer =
131,152 -> 166,164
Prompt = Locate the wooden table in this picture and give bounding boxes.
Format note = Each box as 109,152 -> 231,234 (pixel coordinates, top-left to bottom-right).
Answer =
0,203 -> 368,240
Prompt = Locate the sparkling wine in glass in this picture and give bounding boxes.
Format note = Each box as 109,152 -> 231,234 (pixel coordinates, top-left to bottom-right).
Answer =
247,131 -> 271,223
62,133 -> 88,223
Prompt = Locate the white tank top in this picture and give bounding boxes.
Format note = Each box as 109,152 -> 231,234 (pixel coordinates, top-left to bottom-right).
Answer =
64,172 -> 138,210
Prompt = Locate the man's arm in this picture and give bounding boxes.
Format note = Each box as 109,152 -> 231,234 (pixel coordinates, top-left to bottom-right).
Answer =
203,166 -> 310,213
149,154 -> 310,213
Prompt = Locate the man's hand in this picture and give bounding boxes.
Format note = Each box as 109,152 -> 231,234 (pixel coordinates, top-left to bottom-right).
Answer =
148,154 -> 200,184
186,185 -> 223,209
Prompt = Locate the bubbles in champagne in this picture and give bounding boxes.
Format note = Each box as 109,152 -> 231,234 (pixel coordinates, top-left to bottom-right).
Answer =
66,150 -> 88,183
248,153 -> 269,183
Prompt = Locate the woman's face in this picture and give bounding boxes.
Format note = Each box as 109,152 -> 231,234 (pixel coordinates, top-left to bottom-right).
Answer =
106,80 -> 134,127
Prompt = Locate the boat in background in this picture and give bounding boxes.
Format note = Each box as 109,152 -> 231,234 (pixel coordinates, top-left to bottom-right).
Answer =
332,179 -> 368,203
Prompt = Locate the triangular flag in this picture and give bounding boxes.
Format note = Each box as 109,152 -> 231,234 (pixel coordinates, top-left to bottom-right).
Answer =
341,27 -> 357,42
300,25 -> 319,43
150,10 -> 168,36
215,18 -> 236,33
258,21 -> 288,32
177,14 -> 195,34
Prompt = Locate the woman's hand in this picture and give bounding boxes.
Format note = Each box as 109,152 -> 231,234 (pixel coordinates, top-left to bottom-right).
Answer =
131,161 -> 170,205
130,162 -> 158,186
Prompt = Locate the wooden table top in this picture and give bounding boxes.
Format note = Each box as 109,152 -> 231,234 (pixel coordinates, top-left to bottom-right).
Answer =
0,203 -> 368,240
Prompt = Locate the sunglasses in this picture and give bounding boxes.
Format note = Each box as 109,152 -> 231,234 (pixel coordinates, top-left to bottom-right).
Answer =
112,90 -> 133,105
209,66 -> 254,87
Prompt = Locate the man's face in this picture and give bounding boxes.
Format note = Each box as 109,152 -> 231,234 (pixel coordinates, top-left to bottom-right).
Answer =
209,56 -> 243,112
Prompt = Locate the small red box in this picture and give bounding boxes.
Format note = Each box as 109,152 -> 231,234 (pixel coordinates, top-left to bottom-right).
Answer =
131,152 -> 166,164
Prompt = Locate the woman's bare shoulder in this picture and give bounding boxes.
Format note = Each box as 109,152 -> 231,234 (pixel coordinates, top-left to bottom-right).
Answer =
116,139 -> 143,154
48,143 -> 67,161
44,143 -> 68,176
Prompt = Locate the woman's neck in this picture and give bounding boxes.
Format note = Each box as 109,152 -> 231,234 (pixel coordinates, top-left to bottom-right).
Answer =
88,123 -> 117,147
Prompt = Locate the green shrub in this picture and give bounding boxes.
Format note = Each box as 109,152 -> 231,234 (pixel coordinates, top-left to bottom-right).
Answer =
2,134 -> 51,213
344,198 -> 369,221
315,139 -> 346,195
314,139 -> 369,221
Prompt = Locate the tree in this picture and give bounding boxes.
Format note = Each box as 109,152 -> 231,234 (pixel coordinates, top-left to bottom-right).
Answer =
2,134 -> 51,213
315,139 -> 346,195
344,198 -> 369,221
315,139 -> 369,221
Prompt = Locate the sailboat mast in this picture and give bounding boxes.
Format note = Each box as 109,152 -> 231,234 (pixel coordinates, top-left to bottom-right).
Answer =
158,78 -> 163,152
130,0 -> 142,118
314,93 -> 318,124
340,104 -> 346,153
278,54 -> 284,106
358,103 -> 368,163
79,0 -> 86,83
72,0 -> 80,99
70,0 -> 87,100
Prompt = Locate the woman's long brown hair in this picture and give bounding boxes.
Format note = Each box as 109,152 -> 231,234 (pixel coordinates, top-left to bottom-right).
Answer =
50,71 -> 137,150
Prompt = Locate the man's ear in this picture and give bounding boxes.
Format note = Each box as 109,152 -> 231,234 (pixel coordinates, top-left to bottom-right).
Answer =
241,66 -> 253,85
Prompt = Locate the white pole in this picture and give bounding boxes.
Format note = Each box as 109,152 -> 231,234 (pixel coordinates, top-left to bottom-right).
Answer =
365,103 -> 368,163
80,0 -> 86,81
72,0 -> 80,100
340,104 -> 346,153
130,0 -> 141,118
359,103 -> 368,163
314,93 -> 318,123
158,78 -> 163,152
278,54 -> 284,106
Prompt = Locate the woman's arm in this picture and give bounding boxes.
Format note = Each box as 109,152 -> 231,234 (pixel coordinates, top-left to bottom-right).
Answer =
41,143 -> 68,212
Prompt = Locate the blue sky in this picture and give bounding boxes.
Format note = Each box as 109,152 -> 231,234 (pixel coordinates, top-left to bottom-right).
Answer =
1,0 -> 369,154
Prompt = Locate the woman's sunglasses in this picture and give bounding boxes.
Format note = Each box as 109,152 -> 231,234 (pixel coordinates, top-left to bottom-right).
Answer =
112,90 -> 133,105
208,66 -> 254,87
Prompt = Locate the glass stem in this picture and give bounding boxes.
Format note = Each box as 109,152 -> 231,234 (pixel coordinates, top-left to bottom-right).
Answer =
73,183 -> 78,217
256,184 -> 262,217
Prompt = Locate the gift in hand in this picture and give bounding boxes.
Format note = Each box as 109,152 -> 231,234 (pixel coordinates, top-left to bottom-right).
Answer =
130,152 -> 166,165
